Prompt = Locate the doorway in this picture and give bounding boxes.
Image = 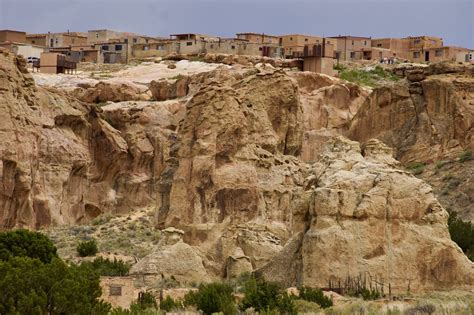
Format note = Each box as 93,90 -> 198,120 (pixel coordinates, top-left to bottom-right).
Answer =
425,51 -> 430,62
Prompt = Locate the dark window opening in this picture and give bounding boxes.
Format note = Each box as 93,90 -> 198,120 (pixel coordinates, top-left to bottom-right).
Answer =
115,45 -> 122,51
186,42 -> 193,46
109,286 -> 122,296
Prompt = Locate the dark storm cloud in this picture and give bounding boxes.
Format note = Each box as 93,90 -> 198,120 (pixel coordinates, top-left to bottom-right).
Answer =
0,0 -> 472,47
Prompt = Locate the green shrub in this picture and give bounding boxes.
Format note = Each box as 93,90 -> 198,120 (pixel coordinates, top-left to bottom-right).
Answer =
0,229 -> 57,263
298,286 -> 333,308
81,257 -> 130,276
184,282 -> 237,315
160,295 -> 182,312
241,276 -> 295,314
339,66 -> 399,87
293,299 -> 322,314
459,150 -> 473,163
448,211 -> 473,261
77,239 -> 98,257
407,162 -> 425,175
0,256 -> 107,315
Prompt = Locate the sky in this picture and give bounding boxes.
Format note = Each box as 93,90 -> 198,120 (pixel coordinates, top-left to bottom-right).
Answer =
0,0 -> 473,48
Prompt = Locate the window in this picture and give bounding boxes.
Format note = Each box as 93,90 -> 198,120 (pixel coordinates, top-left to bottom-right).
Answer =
350,51 -> 355,59
186,42 -> 193,46
290,37 -> 293,41
50,38 -> 54,47
352,40 -> 354,45
115,45 -> 122,51
55,39 -> 58,44
377,43 -> 382,47
145,39 -> 149,43
157,44 -> 164,50
109,286 -> 122,296
435,49 -> 443,57
143,45 -> 149,51
414,39 -> 421,45
413,51 -> 420,58
259,47 -> 263,51
96,33 -> 99,38
32,40 -> 35,44
231,45 -> 235,50
364,41 -> 367,46
133,38 -> 137,43
102,45 -> 109,51
305,38 -> 308,42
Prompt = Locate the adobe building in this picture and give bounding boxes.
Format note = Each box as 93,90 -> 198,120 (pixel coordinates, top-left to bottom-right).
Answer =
49,45 -> 99,63
95,41 -> 130,63
0,29 -> 27,43
371,38 -> 411,60
0,42 -> 45,59
100,276 -> 137,310
132,40 -> 179,58
302,40 -> 336,76
88,29 -> 161,45
39,52 -> 77,74
0,30 -> 45,60
411,46 -> 469,63
236,32 -> 279,45
328,35 -> 372,61
279,34 -> 323,58
26,32 -> 88,48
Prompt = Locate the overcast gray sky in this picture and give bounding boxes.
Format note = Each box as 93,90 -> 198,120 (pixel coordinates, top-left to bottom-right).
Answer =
0,0 -> 472,48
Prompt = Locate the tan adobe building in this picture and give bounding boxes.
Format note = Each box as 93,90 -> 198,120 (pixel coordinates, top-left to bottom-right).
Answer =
132,35 -> 282,59
26,32 -> 88,48
407,36 -> 443,50
100,277 -> 137,310
39,52 -> 77,74
95,41 -> 130,63
328,35 -> 372,60
279,34 -> 323,58
236,32 -> 279,45
0,30 -> 27,43
88,29 -> 161,45
49,45 -> 99,63
0,42 -> 45,59
411,46 -> 468,63
371,38 -> 411,59
302,40 -> 336,76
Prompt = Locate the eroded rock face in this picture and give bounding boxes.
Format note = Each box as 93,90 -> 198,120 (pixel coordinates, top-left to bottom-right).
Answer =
74,81 -> 150,103
257,138 -> 473,293
348,67 -> 474,163
0,52 -> 182,227
0,53 -> 472,293
130,227 -> 210,285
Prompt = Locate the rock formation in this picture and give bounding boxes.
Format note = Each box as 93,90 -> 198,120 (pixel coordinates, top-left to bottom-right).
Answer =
0,51 -> 472,293
348,64 -> 473,163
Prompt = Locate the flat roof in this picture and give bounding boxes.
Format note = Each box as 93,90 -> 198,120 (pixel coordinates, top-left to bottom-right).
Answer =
236,32 -> 279,38
278,34 -> 323,38
0,29 -> 26,34
328,35 -> 371,40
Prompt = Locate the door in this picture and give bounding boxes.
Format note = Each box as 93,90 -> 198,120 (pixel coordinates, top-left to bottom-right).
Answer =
425,51 -> 430,62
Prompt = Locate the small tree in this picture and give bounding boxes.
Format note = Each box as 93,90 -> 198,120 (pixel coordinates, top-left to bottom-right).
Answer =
77,239 -> 98,257
81,257 -> 130,276
241,276 -> 296,314
0,229 -> 57,263
160,295 -> 182,312
184,282 -> 237,315
298,286 -> 333,308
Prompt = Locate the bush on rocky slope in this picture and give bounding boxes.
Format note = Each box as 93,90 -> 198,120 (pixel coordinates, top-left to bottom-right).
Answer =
448,212 -> 474,261
0,231 -> 109,315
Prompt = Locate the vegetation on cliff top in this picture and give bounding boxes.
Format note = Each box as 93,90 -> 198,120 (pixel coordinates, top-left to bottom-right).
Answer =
336,65 -> 399,87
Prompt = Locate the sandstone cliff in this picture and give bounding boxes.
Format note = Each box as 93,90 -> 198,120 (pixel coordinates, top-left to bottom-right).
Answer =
0,52 -> 472,293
